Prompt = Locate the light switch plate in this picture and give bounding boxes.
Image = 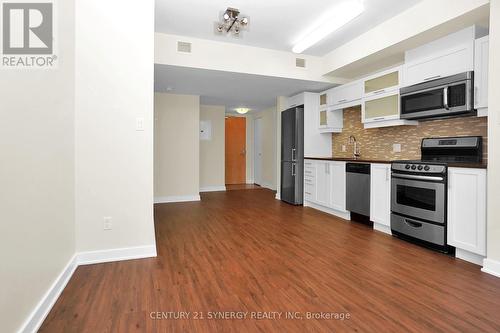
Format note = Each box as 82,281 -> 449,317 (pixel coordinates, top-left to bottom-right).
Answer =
136,117 -> 145,131
393,143 -> 401,153
103,217 -> 112,230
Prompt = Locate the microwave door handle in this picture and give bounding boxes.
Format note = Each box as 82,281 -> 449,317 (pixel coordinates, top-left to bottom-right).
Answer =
443,86 -> 449,110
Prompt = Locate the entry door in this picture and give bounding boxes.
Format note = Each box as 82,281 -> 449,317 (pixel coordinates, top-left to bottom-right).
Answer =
254,118 -> 263,185
225,117 -> 246,184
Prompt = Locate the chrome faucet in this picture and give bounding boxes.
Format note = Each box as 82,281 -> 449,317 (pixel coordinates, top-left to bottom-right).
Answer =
348,135 -> 361,159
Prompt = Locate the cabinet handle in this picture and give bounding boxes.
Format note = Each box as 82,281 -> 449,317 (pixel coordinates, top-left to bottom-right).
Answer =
474,86 -> 478,106
338,99 -> 347,103
424,75 -> 441,81
374,89 -> 386,94
374,117 -> 386,121
386,167 -> 389,181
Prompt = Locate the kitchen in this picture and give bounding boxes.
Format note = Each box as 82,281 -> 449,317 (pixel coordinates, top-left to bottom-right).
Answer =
280,25 -> 489,267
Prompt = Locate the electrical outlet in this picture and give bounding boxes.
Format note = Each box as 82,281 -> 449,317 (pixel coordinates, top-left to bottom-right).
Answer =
341,145 -> 347,152
393,143 -> 402,153
103,217 -> 112,230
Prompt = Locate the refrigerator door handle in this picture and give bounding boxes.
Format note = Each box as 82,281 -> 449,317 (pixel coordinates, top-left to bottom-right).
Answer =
292,148 -> 296,161
292,163 -> 296,177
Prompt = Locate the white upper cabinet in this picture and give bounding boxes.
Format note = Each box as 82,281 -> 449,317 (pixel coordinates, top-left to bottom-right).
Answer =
447,168 -> 487,256
287,93 -> 331,157
328,81 -> 363,109
363,67 -> 401,97
285,93 -> 304,109
403,44 -> 474,87
361,66 -> 417,128
402,26 -> 486,87
370,164 -> 391,233
474,35 -> 489,114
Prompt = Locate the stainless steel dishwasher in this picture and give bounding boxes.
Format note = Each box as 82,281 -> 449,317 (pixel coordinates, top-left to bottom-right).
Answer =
346,163 -> 371,216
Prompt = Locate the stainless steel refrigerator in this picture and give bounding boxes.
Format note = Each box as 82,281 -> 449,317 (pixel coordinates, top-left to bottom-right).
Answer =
281,106 -> 304,205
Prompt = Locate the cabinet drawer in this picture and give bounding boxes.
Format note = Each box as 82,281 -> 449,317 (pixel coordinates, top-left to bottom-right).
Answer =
391,214 -> 445,246
304,169 -> 315,177
304,177 -> 315,185
304,184 -> 315,197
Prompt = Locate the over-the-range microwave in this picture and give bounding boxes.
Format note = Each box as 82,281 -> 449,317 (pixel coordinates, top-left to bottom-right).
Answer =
400,71 -> 475,120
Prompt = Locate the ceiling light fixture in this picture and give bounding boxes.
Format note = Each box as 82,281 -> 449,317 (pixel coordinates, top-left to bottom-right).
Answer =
235,107 -> 250,114
215,7 -> 249,37
292,0 -> 364,54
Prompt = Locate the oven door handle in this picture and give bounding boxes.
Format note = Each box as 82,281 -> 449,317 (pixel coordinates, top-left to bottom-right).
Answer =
443,86 -> 449,110
404,219 -> 423,228
392,173 -> 444,181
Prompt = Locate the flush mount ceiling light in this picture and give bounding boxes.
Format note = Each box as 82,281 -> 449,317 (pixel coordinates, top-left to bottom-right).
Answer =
292,0 -> 364,54
235,107 -> 250,114
215,7 -> 249,37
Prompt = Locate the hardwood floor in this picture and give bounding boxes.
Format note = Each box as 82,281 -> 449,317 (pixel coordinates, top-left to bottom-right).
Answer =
41,189 -> 500,332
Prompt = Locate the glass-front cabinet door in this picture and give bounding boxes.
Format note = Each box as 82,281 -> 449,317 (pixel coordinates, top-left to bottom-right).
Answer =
363,67 -> 401,97
363,92 -> 399,123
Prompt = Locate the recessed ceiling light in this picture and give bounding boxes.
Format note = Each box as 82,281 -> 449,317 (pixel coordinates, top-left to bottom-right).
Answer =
292,0 -> 365,54
235,107 -> 250,114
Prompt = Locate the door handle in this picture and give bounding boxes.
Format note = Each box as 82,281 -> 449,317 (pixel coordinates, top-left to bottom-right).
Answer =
424,75 -> 441,81
292,163 -> 296,177
443,86 -> 449,110
404,219 -> 423,228
292,148 -> 296,161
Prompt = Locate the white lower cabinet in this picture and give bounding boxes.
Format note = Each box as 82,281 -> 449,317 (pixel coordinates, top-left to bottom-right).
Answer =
303,159 -> 348,218
314,161 -> 332,207
330,162 -> 346,212
447,168 -> 487,260
370,164 -> 392,234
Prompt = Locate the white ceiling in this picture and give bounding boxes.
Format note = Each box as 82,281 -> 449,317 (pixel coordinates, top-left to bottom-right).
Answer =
155,0 -> 421,56
155,65 -> 336,113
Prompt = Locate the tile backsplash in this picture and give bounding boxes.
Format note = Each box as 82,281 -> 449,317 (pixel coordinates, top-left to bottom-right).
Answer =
332,107 -> 488,162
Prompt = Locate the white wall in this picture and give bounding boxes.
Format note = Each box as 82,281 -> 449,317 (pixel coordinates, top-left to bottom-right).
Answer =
0,1 -> 75,332
253,107 -> 277,190
155,93 -> 200,200
155,33 -> 331,82
75,0 -> 156,251
484,0 -> 500,276
200,105 -> 225,191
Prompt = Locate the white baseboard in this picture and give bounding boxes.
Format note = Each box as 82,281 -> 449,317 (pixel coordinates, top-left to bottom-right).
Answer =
304,200 -> 351,220
482,258 -> 500,278
373,223 -> 392,235
259,182 -> 276,191
455,248 -> 484,266
154,195 -> 201,204
77,244 -> 157,266
18,254 -> 78,333
199,186 -> 226,192
18,244 -> 157,333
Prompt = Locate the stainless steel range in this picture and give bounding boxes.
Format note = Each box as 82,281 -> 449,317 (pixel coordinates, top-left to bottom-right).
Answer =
391,136 -> 482,252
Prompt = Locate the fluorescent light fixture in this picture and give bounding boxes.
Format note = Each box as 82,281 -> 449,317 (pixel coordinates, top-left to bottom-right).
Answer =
292,0 -> 364,54
235,107 -> 250,114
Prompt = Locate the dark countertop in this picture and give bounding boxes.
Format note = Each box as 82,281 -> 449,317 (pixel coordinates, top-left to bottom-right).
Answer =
304,157 -> 487,169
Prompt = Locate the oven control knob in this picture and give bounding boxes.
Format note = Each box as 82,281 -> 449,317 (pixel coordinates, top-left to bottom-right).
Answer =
424,165 -> 430,171
417,165 -> 423,170
405,164 -> 411,170
411,165 -> 417,170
